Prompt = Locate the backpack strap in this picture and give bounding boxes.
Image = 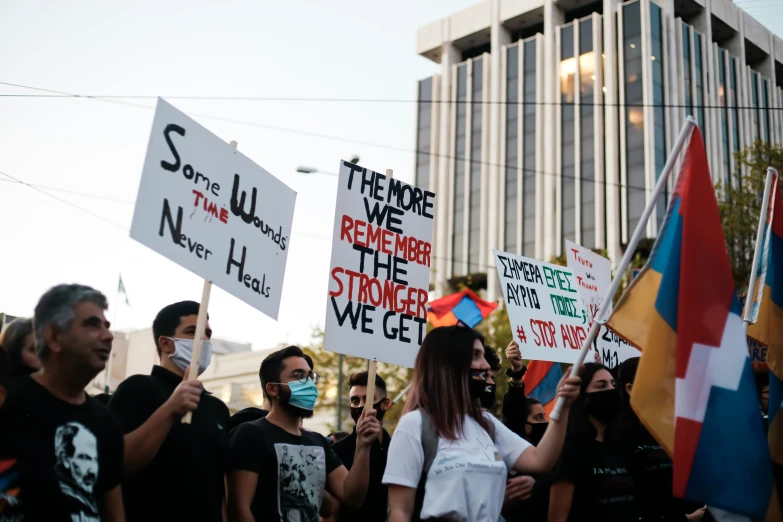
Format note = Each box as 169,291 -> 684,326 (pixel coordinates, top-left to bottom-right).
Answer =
414,410 -> 439,522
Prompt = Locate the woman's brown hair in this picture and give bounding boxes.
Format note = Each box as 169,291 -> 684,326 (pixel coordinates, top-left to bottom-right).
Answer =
403,325 -> 490,439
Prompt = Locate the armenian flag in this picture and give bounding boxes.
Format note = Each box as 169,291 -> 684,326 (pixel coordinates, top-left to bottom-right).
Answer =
427,288 -> 498,328
747,170 -> 783,513
523,360 -> 563,417
607,128 -> 776,519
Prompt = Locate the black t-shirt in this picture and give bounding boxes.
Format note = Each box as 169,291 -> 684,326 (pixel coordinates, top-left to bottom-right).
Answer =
107,366 -> 230,522
555,438 -> 637,522
331,428 -> 391,522
0,376 -> 124,522
229,418 -> 342,522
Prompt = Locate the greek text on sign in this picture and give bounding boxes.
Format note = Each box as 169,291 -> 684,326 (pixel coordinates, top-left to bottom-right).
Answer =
324,161 -> 435,368
565,241 -> 639,368
494,250 -> 589,364
130,98 -> 296,320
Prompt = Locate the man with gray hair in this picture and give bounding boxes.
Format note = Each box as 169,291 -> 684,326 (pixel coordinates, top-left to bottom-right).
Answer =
0,284 -> 125,522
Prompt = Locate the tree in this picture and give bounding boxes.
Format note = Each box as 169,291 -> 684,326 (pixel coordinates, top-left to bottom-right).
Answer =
716,141 -> 783,291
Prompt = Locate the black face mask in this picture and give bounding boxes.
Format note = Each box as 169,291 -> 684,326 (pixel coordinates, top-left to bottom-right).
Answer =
584,389 -> 621,424
469,375 -> 487,400
350,400 -> 387,424
525,422 -> 548,446
480,383 -> 497,410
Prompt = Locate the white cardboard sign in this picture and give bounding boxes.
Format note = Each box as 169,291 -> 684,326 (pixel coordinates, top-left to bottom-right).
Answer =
494,250 -> 589,364
323,161 -> 435,368
565,240 -> 640,368
130,98 -> 296,320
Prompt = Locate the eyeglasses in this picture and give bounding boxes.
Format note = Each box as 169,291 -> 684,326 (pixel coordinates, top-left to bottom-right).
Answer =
289,371 -> 320,385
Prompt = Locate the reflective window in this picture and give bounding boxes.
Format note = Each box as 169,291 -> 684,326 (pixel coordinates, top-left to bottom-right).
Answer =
762,78 -> 770,144
415,77 -> 433,191
729,56 -> 740,186
623,1 -> 645,235
561,23 -> 576,249
682,23 -> 692,119
523,39 -> 537,256
505,46 -> 519,253
718,48 -> 730,190
468,59 -> 483,273
580,18 -> 596,248
651,3 -> 666,231
751,72 -> 759,142
693,32 -> 705,131
452,64 -> 468,275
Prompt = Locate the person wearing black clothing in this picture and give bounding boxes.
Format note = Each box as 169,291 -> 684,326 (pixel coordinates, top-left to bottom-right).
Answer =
0,317 -> 41,376
332,371 -> 392,522
549,363 -> 637,522
107,300 -> 230,522
0,284 -> 125,522
615,357 -> 707,522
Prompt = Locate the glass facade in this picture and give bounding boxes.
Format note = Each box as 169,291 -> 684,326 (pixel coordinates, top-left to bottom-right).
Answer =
452,64 -> 468,275
415,77 -> 433,191
729,56 -> 740,186
693,31 -> 705,131
682,23 -> 692,118
651,3 -> 666,230
623,1 -> 645,235
579,18 -> 596,248
468,58 -> 483,273
751,72 -> 759,142
561,23 -> 576,247
505,45 -> 519,253
522,39 -> 537,256
761,78 -> 770,144
718,48 -> 730,189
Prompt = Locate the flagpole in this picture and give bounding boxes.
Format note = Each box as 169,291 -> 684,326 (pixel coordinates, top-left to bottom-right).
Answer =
742,167 -> 776,336
550,117 -> 697,421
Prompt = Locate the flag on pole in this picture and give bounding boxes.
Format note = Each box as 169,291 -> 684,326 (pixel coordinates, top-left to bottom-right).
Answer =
118,275 -> 130,306
523,360 -> 563,417
427,289 -> 497,328
607,129 -> 776,519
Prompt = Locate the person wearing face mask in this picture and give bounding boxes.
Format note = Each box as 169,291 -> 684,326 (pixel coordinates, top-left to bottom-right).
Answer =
0,317 -> 42,377
107,300 -> 230,522
331,371 -> 392,522
549,363 -> 636,522
228,346 -> 381,522
480,342 -> 501,411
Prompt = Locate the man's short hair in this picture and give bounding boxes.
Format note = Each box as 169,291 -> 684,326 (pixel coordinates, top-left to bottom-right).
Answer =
348,371 -> 387,397
34,284 -> 108,360
259,346 -> 305,400
483,345 -> 501,372
152,301 -> 204,356
303,353 -> 314,371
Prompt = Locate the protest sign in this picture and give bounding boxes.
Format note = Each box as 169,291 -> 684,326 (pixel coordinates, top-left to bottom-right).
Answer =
494,250 -> 589,364
324,160 -> 435,368
130,99 -> 296,320
565,240 -> 640,368
738,294 -> 770,371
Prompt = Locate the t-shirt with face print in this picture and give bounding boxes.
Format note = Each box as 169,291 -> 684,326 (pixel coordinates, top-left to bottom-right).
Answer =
0,376 -> 123,522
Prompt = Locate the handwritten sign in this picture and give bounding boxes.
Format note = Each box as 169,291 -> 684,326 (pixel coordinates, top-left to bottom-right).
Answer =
738,294 -> 770,371
565,241 -> 639,368
323,161 -> 436,368
130,99 -> 297,320
494,250 -> 589,364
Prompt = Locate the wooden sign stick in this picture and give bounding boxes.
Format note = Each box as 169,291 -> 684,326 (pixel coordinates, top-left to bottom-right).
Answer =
182,139 -> 238,424
362,168 -> 393,417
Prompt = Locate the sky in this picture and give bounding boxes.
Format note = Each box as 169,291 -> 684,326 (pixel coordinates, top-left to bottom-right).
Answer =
1,1 -> 782,352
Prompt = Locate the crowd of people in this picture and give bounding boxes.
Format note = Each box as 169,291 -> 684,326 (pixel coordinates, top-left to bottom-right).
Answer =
0,283 -> 770,521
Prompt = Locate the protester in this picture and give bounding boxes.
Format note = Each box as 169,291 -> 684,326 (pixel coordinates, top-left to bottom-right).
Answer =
0,284 -> 124,521
0,317 -> 41,376
327,431 -> 350,444
756,370 -> 770,425
480,343 -> 501,411
228,345 -> 381,522
549,362 -> 636,522
332,371 -> 392,522
615,357 -> 707,522
502,340 -> 529,437
383,325 -> 581,522
107,300 -> 230,522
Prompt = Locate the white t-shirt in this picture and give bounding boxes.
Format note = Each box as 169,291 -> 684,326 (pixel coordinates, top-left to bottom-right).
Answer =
383,410 -> 531,522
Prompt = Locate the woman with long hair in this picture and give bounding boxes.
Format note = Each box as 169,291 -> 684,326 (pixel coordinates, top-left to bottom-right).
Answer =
0,318 -> 39,377
549,362 -> 636,522
383,325 -> 581,522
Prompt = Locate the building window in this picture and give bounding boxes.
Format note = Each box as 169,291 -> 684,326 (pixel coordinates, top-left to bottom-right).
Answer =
504,46 -> 519,254
693,31 -> 705,132
751,72 -> 759,143
452,64 -> 468,276
561,23 -> 576,249
415,77 -> 433,191
651,2 -> 666,231
523,38 -> 537,257
580,18 -> 596,248
682,23 -> 692,119
762,78 -> 770,144
623,1 -> 645,236
729,56 -> 740,187
718,48 -> 730,190
468,58 -> 483,274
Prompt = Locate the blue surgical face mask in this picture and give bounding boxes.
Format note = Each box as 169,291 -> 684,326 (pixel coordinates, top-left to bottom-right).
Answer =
166,337 -> 212,376
280,379 -> 319,411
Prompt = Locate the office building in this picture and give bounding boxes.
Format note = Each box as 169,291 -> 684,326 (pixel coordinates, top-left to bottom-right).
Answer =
414,0 -> 783,299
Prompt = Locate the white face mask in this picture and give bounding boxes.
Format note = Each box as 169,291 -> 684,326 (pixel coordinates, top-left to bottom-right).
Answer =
166,337 -> 212,376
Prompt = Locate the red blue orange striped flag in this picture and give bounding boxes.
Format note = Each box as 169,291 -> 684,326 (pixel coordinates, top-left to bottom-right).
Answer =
523,360 -> 563,418
427,289 -> 498,328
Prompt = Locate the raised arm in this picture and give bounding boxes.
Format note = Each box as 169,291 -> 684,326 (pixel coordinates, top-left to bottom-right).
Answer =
326,409 -> 381,507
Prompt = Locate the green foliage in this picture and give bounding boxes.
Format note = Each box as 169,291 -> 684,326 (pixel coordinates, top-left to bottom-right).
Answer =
716,140 -> 783,291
